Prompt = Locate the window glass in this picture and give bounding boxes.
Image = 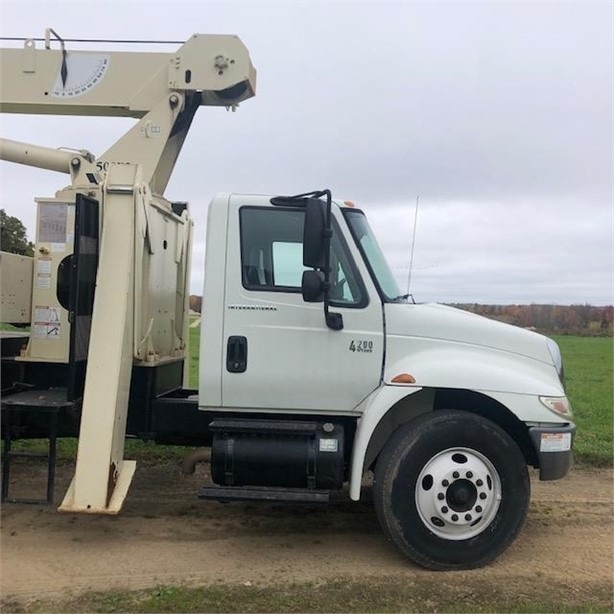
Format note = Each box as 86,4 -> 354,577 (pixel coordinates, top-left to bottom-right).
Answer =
240,207 -> 366,307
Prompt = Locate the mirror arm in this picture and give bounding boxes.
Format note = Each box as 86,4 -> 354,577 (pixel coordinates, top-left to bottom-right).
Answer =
321,191 -> 344,331
325,306 -> 344,331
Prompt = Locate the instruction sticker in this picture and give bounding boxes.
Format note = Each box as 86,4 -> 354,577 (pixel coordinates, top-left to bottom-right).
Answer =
540,433 -> 571,453
33,306 -> 61,339
36,274 -> 51,289
36,257 -> 52,288
39,202 -> 67,243
37,257 -> 52,274
319,439 -> 339,453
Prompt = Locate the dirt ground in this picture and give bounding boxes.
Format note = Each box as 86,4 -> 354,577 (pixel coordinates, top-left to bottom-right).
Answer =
1,458 -> 612,606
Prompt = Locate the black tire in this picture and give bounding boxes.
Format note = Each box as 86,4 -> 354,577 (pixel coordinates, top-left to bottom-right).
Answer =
373,410 -> 530,570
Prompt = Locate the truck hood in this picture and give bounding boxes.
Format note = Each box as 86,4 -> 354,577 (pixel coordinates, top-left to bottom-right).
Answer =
385,303 -> 552,365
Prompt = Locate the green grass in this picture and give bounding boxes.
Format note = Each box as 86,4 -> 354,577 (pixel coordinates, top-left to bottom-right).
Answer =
2,577 -> 612,614
554,336 -> 613,466
0,323 -> 29,331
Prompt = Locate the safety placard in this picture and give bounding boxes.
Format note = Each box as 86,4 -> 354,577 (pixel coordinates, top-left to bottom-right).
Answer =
540,432 -> 572,453
36,274 -> 51,289
39,202 -> 67,243
319,438 -> 339,453
36,257 -> 53,289
37,257 -> 52,274
33,305 -> 62,339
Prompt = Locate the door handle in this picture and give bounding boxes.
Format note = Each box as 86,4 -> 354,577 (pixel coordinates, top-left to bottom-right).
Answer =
226,336 -> 248,373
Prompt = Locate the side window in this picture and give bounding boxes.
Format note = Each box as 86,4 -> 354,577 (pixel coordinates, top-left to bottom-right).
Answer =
240,207 -> 367,307
240,207 -> 304,290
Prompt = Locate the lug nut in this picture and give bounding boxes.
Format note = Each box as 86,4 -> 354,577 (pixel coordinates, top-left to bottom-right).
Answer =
475,505 -> 482,513
442,479 -> 449,487
466,471 -> 473,478
476,479 -> 483,486
452,471 -> 459,478
451,514 -> 459,521
441,506 -> 448,513
465,514 -> 472,521
437,493 -> 444,500
479,492 -> 487,500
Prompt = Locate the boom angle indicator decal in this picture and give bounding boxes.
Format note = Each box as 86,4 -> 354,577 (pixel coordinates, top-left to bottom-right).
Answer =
50,54 -> 110,98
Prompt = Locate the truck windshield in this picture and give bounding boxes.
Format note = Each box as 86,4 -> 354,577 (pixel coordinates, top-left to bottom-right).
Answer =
344,209 -> 404,302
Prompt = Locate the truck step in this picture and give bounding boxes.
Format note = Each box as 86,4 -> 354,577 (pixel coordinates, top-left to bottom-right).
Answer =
199,485 -> 330,504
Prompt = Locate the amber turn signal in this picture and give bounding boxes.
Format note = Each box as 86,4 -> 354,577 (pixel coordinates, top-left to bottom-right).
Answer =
391,373 -> 416,384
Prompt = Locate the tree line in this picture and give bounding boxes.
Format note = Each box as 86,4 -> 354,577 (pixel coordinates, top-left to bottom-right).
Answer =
1,209 -> 34,256
451,303 -> 613,336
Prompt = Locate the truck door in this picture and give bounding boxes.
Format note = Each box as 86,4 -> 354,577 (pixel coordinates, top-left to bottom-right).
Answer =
222,197 -> 384,413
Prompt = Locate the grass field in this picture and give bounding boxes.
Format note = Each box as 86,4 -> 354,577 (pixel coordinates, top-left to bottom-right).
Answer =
553,336 -> 613,465
188,323 -> 200,388
4,577 -> 612,614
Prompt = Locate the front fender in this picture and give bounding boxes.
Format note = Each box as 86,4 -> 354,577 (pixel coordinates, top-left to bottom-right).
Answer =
349,385 -> 425,500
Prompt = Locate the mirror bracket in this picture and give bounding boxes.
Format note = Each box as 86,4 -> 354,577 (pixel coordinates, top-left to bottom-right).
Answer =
325,310 -> 344,331
277,189 -> 345,331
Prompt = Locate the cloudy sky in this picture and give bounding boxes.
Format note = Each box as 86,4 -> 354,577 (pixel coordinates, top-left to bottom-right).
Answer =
1,1 -> 611,305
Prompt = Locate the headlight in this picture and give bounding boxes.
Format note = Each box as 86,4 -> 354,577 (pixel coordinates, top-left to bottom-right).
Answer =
546,338 -> 565,386
539,396 -> 573,418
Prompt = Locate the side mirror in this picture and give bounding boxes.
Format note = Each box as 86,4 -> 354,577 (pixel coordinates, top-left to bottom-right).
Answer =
303,198 -> 327,268
301,270 -> 325,302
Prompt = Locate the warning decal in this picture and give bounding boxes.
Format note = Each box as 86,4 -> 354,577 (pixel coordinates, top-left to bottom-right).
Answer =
33,305 -> 62,339
540,432 -> 572,453
39,203 -> 67,243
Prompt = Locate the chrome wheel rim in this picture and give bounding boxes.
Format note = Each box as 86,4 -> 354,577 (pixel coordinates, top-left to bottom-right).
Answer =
415,447 -> 502,540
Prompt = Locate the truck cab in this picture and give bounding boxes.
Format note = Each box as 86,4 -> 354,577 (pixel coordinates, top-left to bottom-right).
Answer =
195,190 -> 575,569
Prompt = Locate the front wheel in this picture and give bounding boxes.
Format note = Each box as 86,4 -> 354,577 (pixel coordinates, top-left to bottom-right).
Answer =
373,410 -> 530,570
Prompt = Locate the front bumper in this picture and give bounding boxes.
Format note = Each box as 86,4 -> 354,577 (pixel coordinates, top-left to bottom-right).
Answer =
529,423 -> 576,480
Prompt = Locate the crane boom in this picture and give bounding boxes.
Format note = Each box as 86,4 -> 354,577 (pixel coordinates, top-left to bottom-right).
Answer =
0,34 -> 255,117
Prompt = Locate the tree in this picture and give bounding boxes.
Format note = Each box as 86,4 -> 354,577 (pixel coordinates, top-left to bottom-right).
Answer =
0,209 -> 34,256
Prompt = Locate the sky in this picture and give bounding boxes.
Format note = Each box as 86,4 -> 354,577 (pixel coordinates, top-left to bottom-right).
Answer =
1,1 -> 612,305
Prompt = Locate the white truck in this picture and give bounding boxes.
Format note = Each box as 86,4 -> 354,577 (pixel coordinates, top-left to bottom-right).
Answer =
0,30 -> 574,571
